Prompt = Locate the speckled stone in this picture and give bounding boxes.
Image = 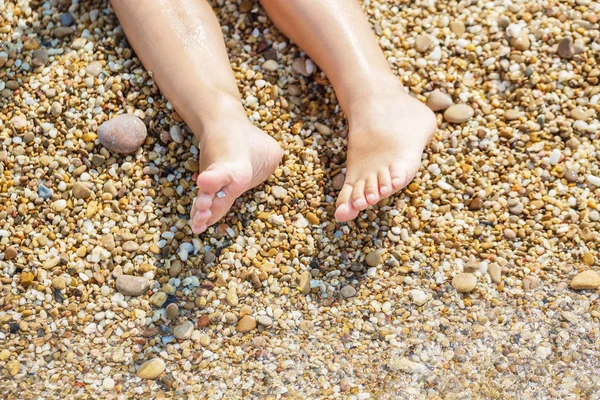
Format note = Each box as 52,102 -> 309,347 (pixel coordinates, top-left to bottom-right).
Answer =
115,275 -> 150,296
98,114 -> 147,154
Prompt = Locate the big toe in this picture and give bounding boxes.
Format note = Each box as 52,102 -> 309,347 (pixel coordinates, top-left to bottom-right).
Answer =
196,164 -> 233,194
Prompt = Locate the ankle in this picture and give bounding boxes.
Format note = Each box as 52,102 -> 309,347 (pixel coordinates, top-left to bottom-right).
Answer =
187,92 -> 249,138
343,76 -> 408,126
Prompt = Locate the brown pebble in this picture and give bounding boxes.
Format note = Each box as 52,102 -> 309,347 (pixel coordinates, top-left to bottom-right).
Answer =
426,89 -> 453,112
4,247 -> 18,260
238,315 -> 257,333
444,104 -> 474,123
166,303 -> 179,320
332,173 -> 345,191
72,182 -> 92,199
198,315 -> 210,327
557,36 -> 574,58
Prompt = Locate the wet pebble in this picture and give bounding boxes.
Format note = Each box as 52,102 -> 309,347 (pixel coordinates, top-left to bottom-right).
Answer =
426,89 -> 453,111
444,104 -> 474,123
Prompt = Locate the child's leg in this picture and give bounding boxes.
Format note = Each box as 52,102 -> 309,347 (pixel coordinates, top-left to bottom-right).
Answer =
260,0 -> 436,222
111,0 -> 282,234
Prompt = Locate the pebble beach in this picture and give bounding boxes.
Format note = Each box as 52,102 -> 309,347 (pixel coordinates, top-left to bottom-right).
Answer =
1,0 -> 600,398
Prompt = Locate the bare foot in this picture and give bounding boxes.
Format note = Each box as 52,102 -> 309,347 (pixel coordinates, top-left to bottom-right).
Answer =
190,116 -> 282,234
335,84 -> 437,222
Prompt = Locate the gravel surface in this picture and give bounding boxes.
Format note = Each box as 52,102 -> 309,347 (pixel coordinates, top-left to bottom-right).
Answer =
1,0 -> 600,398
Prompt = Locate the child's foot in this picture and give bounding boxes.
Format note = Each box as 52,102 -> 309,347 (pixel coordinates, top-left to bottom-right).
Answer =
190,117 -> 282,234
335,85 -> 437,222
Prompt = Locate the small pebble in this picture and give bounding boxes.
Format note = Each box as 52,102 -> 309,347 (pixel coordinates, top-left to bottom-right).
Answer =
487,264 -> 502,284
340,285 -> 357,298
166,303 -> 179,320
238,315 -> 257,333
137,358 -> 166,380
570,270 -> 600,290
557,36 -> 574,58
173,320 -> 194,340
452,273 -> 477,293
4,246 -> 18,260
415,34 -> 434,53
410,290 -> 429,306
426,89 -> 453,111
115,275 -> 150,296
60,13 -> 75,26
262,59 -> 279,71
256,315 -> 273,327
72,182 -> 92,199
444,104 -> 474,123
6,360 -> 20,376
365,249 -> 384,267
52,276 -> 66,290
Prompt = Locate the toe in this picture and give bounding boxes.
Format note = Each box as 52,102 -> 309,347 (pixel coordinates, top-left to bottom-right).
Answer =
364,175 -> 380,205
390,163 -> 409,190
196,164 -> 232,194
336,183 -> 353,208
351,180 -> 368,210
193,223 -> 208,235
193,209 -> 212,227
377,169 -> 393,197
195,192 -> 214,211
335,184 -> 359,222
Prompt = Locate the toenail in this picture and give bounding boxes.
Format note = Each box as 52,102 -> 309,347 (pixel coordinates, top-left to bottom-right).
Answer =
367,194 -> 377,202
216,190 -> 226,198
380,186 -> 389,194
392,178 -> 402,187
354,199 -> 366,208
337,204 -> 348,213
